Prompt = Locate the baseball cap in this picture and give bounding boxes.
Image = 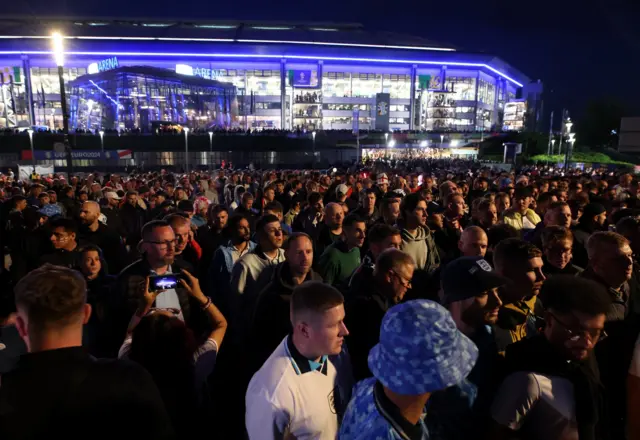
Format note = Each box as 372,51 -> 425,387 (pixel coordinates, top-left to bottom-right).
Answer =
377,173 -> 389,185
368,300 -> 478,395
38,204 -> 62,218
104,191 -> 121,200
427,202 -> 445,215
441,257 -> 509,304
582,203 -> 606,218
336,184 -> 348,196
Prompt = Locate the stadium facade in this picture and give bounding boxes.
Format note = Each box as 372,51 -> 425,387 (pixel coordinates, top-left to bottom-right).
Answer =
0,18 -> 543,134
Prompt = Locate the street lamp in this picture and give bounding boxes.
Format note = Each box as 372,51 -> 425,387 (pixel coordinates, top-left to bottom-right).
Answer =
440,134 -> 444,148
99,130 -> 105,153
183,127 -> 190,173
208,131 -> 213,173
420,140 -> 428,148
51,32 -> 72,177
27,129 -> 36,173
384,132 -> 389,145
551,138 -> 557,155
312,131 -> 317,168
388,139 -> 396,148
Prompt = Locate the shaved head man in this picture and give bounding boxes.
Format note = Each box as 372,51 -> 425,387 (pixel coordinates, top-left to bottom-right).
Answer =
458,226 -> 488,258
79,201 -> 101,232
325,202 -> 345,235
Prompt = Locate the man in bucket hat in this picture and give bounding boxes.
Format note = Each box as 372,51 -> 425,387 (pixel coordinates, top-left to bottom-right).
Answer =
339,300 -> 478,440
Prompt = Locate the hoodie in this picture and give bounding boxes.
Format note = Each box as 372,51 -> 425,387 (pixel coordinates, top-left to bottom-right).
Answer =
399,225 -> 440,273
248,262 -> 322,370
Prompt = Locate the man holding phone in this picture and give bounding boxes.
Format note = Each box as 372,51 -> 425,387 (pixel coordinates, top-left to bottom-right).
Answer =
112,220 -> 208,356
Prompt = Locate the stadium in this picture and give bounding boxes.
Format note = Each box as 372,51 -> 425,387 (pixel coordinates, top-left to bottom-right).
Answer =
0,17 -> 543,169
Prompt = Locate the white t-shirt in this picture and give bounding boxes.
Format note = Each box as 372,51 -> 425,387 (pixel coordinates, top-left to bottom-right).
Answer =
491,371 -> 578,440
245,337 -> 340,440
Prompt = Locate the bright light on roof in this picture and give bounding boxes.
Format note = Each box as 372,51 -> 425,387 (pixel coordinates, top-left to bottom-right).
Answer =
310,28 -> 338,32
194,24 -> 236,29
51,32 -> 64,67
251,26 -> 292,30
142,23 -> 173,28
87,22 -> 108,26
450,139 -> 460,147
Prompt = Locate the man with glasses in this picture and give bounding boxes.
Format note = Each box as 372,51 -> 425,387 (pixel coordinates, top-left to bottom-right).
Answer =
490,275 -> 611,440
580,231 -> 633,438
112,220 -> 207,356
345,248 -> 415,381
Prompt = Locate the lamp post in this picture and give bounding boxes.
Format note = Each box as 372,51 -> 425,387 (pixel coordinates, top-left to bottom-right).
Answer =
208,131 -> 213,173
51,32 -> 72,177
440,134 -> 444,148
27,129 -> 36,173
183,127 -> 190,173
551,138 -> 556,155
384,132 -> 389,146
312,131 -> 317,169
98,130 -> 105,172
564,133 -> 576,170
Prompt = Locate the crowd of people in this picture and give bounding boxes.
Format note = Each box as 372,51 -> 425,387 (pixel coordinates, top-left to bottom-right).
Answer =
0,160 -> 639,439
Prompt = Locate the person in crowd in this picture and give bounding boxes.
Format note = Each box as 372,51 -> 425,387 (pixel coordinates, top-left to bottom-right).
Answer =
78,201 -> 128,274
292,191 -> 324,239
120,269 -> 227,438
345,248 -> 415,381
458,225 -> 489,258
502,187 -> 541,233
434,193 -> 468,262
246,281 -> 350,440
471,199 -> 498,232
283,195 -> 302,227
101,190 -> 123,234
248,232 -> 322,370
378,195 -> 401,226
339,299 -> 478,440
5,195 -> 27,233
572,202 -> 608,268
8,207 -> 50,283
264,200 -> 292,237
315,202 -> 345,258
40,217 -> 80,268
113,220 -> 208,355
229,214 -> 286,326
540,226 -> 582,278
234,192 -> 258,231
317,214 -> 366,287
398,192 -> 440,274
208,214 -> 256,317
119,190 -> 147,248
0,264 -> 174,439
427,256 -> 506,439
355,188 -> 380,227
526,200 -> 571,249
439,180 -> 459,202
492,238 -> 545,354
76,244 -> 115,357
534,191 -> 558,219
165,214 -> 199,272
490,276 -> 611,440
580,231 -> 633,437
347,224 -> 402,298
195,204 -> 229,280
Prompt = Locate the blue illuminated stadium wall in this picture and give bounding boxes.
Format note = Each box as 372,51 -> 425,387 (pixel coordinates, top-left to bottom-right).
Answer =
0,20 -> 540,133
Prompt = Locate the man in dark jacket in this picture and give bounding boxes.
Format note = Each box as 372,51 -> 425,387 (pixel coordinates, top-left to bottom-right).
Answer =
291,191 -> 324,240
195,204 -> 229,287
345,248 -> 415,381
78,201 -> 128,274
119,191 -> 147,248
0,264 -> 174,440
111,220 -> 207,356
40,217 -> 81,269
248,233 -> 322,373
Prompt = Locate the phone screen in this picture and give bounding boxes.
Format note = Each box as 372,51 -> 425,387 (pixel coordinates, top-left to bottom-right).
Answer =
149,275 -> 179,291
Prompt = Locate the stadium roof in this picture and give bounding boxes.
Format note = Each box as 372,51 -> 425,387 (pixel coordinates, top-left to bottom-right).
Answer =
0,17 -> 458,52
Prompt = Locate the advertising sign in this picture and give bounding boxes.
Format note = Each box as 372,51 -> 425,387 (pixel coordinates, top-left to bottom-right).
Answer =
21,150 -> 127,161
87,57 -> 119,75
175,64 -> 224,81
375,93 -> 391,131
289,69 -> 320,88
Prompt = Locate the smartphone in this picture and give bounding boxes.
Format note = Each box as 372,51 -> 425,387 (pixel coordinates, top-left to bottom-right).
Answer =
148,274 -> 183,292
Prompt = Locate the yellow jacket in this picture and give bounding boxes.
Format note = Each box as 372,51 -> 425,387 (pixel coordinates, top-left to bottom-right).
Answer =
502,208 -> 541,231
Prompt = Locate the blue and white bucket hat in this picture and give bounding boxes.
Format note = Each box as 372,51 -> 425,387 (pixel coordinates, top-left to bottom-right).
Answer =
368,299 -> 479,395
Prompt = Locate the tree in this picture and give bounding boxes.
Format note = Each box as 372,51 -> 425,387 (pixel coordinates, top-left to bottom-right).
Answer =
577,97 -> 629,149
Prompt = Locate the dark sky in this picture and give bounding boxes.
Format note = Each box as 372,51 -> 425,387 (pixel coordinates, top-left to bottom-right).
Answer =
7,0 -> 640,123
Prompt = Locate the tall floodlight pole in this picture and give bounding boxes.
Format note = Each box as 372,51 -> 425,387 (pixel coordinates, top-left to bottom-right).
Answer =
547,110 -> 554,155
52,32 -> 72,177
183,127 -> 190,173
564,118 -> 574,169
27,129 -> 36,172
208,131 -> 213,173
440,134 -> 444,148
99,130 -> 105,172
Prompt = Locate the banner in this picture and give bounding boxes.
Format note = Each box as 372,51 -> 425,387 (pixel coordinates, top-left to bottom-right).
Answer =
21,150 -> 129,161
288,70 -> 320,88
418,75 -> 431,90
375,93 -> 390,131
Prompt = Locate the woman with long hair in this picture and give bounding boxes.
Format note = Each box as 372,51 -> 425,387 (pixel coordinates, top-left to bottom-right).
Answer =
119,270 -> 227,436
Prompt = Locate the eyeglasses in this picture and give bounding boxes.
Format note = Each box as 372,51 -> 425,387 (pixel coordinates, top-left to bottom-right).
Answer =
390,270 -> 412,289
548,312 -> 607,343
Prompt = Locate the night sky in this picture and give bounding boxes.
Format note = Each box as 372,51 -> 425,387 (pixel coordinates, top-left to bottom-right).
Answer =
6,0 -> 640,124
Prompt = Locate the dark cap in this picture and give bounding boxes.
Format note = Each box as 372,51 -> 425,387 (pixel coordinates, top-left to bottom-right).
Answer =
427,202 -> 445,216
441,256 -> 509,304
582,203 -> 606,218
